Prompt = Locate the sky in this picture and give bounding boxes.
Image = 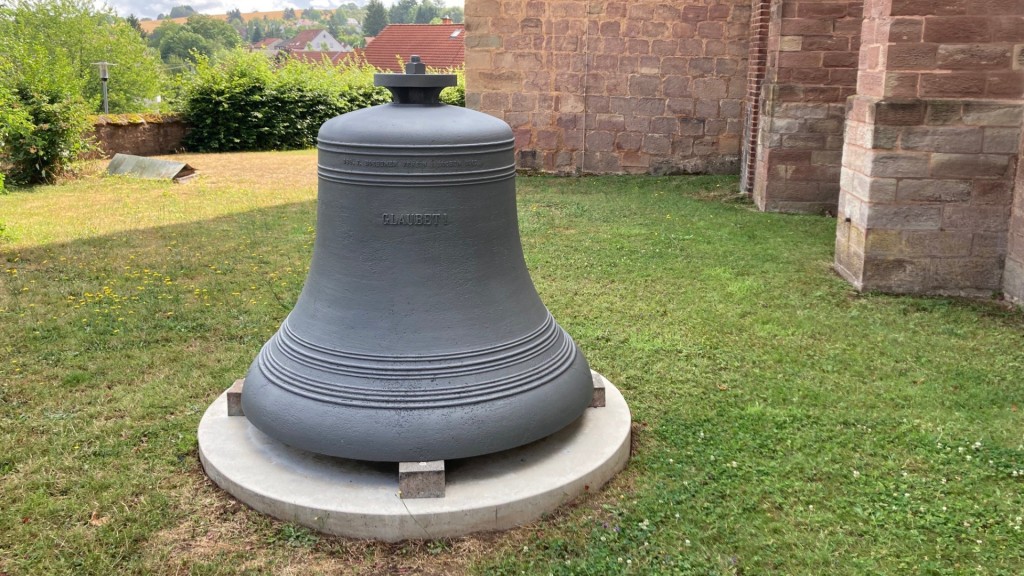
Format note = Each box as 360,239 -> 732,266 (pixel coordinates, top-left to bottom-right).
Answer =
97,0 -> 463,20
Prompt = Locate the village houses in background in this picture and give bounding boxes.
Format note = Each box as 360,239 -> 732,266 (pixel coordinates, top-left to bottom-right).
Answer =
138,3 -> 466,70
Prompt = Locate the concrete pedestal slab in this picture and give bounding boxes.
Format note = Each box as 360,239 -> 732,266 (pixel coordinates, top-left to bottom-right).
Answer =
197,371 -> 631,541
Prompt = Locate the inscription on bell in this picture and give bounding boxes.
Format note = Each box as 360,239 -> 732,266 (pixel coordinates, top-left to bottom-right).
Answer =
343,158 -> 399,168
382,213 -> 450,226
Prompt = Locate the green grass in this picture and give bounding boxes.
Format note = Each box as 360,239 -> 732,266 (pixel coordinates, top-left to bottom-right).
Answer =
2,151 -> 1023,575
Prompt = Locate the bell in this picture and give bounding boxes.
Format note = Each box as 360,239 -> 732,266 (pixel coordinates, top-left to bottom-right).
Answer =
241,57 -> 594,463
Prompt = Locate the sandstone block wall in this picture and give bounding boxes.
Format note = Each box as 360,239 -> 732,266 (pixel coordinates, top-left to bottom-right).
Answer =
835,99 -> 1022,294
1005,129 -> 1024,304
750,0 -> 863,213
834,0 -> 1024,296
465,0 -> 751,175
91,115 -> 189,158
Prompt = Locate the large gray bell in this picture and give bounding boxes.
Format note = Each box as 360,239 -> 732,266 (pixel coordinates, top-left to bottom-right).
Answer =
241,57 -> 593,462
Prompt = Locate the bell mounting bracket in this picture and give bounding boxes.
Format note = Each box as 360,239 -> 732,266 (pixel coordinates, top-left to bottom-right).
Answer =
375,55 -> 457,105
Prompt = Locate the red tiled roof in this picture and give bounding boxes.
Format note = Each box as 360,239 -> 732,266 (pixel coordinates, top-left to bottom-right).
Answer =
282,28 -> 327,51
362,24 -> 465,72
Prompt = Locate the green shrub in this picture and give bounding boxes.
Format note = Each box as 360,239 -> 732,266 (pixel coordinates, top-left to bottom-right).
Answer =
437,66 -> 466,107
180,50 -> 392,152
0,85 -> 93,187
0,87 -> 28,193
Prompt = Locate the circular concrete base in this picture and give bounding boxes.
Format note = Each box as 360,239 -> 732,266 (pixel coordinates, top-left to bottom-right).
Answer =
197,372 -> 631,541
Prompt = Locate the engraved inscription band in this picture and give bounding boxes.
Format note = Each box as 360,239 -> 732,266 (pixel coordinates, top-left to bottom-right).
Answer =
382,213 -> 450,226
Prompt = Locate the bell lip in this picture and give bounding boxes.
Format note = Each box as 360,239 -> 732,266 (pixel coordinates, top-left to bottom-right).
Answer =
240,347 -> 595,462
374,73 -> 458,89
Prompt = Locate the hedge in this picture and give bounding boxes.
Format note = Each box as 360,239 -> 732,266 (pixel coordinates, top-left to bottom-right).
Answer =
181,51 -> 466,153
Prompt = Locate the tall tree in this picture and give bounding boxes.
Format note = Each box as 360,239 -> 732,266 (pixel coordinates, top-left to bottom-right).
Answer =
414,0 -> 444,24
249,19 -> 264,42
388,0 -> 417,24
362,0 -> 388,36
282,7 -> 296,20
226,8 -> 245,40
125,13 -> 146,39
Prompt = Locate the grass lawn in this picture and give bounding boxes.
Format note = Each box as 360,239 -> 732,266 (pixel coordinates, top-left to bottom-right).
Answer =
2,150 -> 1023,575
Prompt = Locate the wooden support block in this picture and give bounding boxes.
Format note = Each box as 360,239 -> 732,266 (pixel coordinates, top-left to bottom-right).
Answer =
399,460 -> 445,499
227,379 -> 245,417
590,371 -> 606,408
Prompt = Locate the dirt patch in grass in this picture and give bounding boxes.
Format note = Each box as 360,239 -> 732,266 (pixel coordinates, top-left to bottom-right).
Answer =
157,150 -> 318,193
142,463 -> 499,575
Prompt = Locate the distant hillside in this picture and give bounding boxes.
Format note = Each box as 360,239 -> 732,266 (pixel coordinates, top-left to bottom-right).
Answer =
140,10 -> 295,34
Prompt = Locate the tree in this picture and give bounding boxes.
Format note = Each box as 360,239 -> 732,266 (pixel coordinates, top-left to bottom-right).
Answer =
226,9 -> 245,41
159,29 -> 211,63
301,8 -> 320,22
263,18 -> 287,39
0,0 -> 162,113
443,6 -> 464,23
184,14 -> 242,50
150,14 -> 241,64
283,8 -> 296,20
148,21 -> 183,49
388,0 -> 418,24
414,0 -> 444,24
249,20 -> 264,43
168,5 -> 197,18
363,0 -> 388,36
125,14 -> 146,39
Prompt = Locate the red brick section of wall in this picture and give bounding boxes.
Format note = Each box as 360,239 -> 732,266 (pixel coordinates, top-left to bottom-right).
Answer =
465,0 -> 750,175
91,115 -> 189,158
834,0 -> 1024,296
751,0 -> 863,213
740,0 -> 771,193
1002,127 -> 1024,304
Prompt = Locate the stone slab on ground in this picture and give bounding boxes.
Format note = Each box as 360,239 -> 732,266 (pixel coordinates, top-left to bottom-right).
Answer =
399,460 -> 446,499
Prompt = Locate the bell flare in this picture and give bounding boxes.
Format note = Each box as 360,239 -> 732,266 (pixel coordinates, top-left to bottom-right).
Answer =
240,314 -> 594,462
